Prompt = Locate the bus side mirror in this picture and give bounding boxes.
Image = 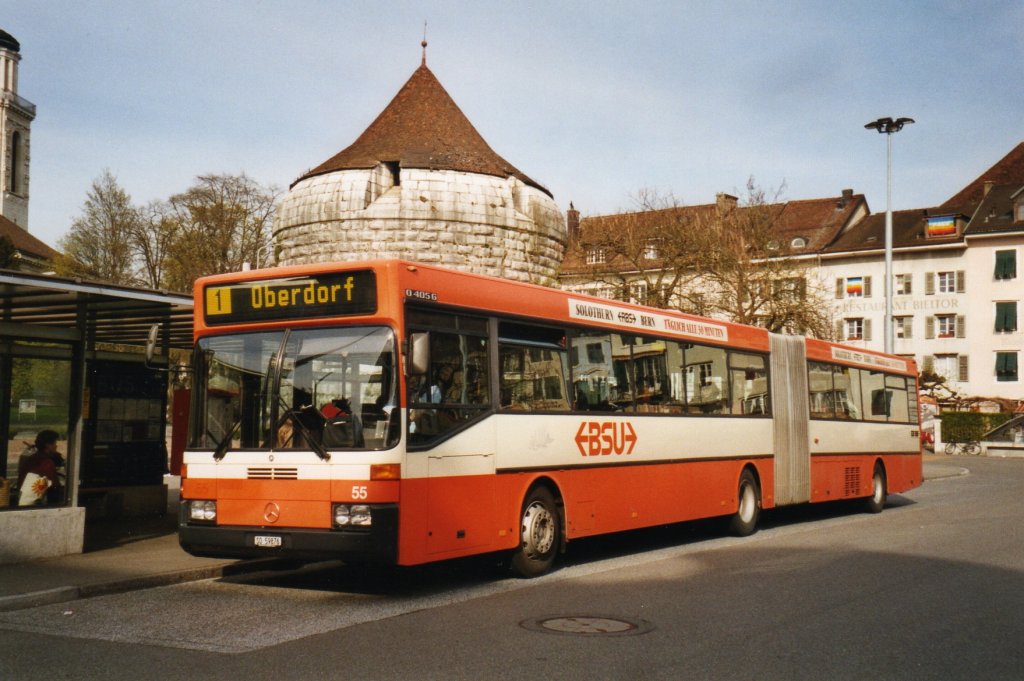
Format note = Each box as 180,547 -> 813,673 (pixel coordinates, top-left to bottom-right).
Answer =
145,324 -> 160,363
408,332 -> 430,376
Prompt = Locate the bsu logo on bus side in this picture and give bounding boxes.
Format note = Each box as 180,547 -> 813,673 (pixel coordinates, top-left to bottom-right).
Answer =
575,421 -> 638,457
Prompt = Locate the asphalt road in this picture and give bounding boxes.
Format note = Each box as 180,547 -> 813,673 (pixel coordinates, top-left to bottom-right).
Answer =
2,457 -> 1022,680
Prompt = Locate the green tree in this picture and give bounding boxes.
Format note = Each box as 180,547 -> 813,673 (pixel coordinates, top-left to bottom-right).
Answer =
0,234 -> 17,269
161,173 -> 278,291
56,170 -> 142,285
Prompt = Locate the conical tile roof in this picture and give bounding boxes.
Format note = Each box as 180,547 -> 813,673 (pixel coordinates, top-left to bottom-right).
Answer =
294,63 -> 550,197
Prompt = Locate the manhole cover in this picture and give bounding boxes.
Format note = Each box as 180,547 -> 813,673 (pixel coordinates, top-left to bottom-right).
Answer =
520,616 -> 653,636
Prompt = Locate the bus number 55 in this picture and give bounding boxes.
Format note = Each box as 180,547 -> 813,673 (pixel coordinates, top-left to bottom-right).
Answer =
351,485 -> 368,500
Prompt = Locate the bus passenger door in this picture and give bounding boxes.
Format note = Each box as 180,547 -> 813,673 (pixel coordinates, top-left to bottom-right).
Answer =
770,334 -> 810,505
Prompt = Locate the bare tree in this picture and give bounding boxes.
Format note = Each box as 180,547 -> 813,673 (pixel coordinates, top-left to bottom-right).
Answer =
161,173 -> 278,292
56,170 -> 142,285
131,200 -> 179,290
569,189 -> 706,309
569,181 -> 835,338
686,181 -> 834,337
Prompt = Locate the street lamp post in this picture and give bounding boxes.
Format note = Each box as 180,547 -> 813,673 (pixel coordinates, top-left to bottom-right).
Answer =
864,116 -> 914,354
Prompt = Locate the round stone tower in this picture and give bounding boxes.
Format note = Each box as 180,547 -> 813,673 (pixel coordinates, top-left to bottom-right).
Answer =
274,55 -> 565,285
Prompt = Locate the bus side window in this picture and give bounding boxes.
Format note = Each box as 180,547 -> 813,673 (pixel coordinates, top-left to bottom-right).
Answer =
571,330 -> 619,412
862,371 -> 888,422
499,321 -> 570,412
729,352 -> 768,415
406,311 -> 490,447
499,345 -> 570,411
808,361 -> 836,419
833,365 -> 862,420
683,343 -> 728,415
885,374 -> 910,423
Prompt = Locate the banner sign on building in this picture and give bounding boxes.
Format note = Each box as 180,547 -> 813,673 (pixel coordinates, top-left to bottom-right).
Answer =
927,215 -> 956,237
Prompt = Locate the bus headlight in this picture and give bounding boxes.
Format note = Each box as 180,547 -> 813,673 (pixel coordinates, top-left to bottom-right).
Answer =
333,504 -> 372,528
189,500 -> 217,522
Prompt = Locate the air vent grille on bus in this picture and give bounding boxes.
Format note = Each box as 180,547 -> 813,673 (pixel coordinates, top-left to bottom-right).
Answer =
247,467 -> 298,480
844,467 -> 861,497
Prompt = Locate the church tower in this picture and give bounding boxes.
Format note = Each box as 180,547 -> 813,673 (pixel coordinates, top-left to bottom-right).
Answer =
275,49 -> 566,285
0,29 -> 35,230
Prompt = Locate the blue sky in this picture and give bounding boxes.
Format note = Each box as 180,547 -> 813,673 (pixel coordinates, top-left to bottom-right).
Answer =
4,1 -> 1023,247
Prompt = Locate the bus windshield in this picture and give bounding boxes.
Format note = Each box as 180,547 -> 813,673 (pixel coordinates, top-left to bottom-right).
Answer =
189,326 -> 398,453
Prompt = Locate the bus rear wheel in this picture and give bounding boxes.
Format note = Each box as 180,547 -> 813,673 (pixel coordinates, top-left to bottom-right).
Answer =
510,486 -> 559,578
728,470 -> 761,537
864,464 -> 887,514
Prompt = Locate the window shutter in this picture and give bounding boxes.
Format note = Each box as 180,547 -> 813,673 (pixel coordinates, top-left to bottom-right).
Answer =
926,316 -> 935,339
835,278 -> 844,299
904,274 -> 912,294
1011,304 -> 1018,332
835,320 -> 844,341
923,355 -> 934,372
958,355 -> 969,382
956,270 -> 966,293
904,318 -> 913,340
925,272 -> 935,295
864,276 -> 872,298
864,319 -> 872,341
995,251 -> 1017,280
956,315 -> 966,338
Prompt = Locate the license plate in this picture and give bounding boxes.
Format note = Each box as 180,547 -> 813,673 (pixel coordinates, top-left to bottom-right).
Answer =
254,535 -> 282,548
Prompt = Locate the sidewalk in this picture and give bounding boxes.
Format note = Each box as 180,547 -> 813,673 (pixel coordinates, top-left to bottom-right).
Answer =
0,482 -> 282,613
0,459 -> 971,612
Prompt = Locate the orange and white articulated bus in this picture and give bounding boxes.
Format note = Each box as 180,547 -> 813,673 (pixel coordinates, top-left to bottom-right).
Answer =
179,260 -> 923,576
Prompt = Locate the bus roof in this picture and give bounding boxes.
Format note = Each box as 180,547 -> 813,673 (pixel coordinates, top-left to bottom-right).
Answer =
193,259 -> 916,376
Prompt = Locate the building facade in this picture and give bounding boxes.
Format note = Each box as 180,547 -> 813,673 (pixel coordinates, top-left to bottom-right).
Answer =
0,29 -> 34,230
822,144 -> 1024,402
560,143 -> 1024,405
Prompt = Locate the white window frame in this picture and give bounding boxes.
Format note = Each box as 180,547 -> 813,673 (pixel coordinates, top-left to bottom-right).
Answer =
937,271 -> 956,294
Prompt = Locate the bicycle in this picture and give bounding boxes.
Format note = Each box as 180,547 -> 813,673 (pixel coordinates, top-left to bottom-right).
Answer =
944,439 -> 981,456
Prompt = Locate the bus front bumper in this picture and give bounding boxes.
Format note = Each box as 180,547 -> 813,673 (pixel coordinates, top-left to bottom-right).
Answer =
177,502 -> 398,564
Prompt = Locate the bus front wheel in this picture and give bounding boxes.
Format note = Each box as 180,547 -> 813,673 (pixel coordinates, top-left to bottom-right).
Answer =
510,486 -> 559,578
728,469 -> 761,537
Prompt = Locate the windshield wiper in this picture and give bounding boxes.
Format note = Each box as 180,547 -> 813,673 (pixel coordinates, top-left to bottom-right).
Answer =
212,418 -> 241,461
274,398 -> 330,461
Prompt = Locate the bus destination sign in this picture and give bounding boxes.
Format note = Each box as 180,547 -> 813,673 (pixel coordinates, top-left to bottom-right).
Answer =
204,271 -> 377,325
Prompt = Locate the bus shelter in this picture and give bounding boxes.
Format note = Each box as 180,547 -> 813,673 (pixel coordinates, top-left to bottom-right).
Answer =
0,270 -> 193,563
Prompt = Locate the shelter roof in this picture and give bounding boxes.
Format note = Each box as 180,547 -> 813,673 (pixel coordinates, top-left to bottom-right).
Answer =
0,270 -> 194,350
293,64 -> 550,196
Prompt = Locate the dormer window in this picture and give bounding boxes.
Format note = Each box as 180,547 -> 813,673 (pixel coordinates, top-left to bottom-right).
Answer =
926,215 -> 957,238
790,236 -> 807,249
586,248 -> 606,265
643,238 -> 661,260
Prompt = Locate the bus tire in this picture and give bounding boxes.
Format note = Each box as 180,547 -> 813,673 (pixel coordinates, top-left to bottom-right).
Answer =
728,469 -> 761,537
864,463 -> 887,514
510,486 -> 559,578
